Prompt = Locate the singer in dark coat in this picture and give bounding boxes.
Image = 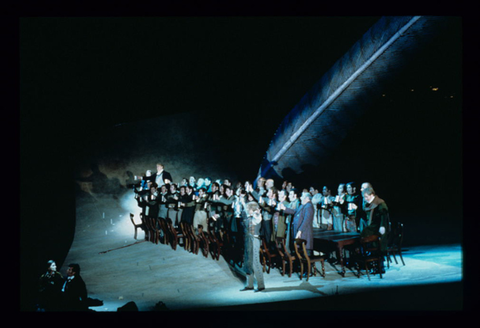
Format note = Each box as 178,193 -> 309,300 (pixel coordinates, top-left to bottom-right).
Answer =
180,185 -> 196,225
361,187 -> 390,251
143,163 -> 173,187
61,263 -> 88,311
281,192 -> 315,253
240,201 -> 265,292
37,260 -> 64,311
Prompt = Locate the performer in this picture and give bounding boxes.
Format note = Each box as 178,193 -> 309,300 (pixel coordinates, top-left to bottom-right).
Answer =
310,186 -> 322,228
284,189 -> 300,251
153,163 -> 172,187
258,188 -> 276,250
240,201 -> 265,292
61,263 -> 88,311
272,189 -> 288,241
361,187 -> 390,273
37,260 -> 64,311
139,163 -> 172,187
361,187 -> 389,247
319,186 -> 334,230
145,182 -> 159,221
332,184 -> 347,232
157,184 -> 169,220
233,187 -> 248,254
192,187 -> 209,233
179,185 -> 196,225
358,182 -> 374,232
279,192 -> 315,256
345,182 -> 362,232
166,183 -> 180,227
212,185 -> 236,233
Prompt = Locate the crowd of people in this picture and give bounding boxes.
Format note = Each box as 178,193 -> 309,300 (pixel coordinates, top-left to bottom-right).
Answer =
36,162 -> 390,310
132,163 -> 390,291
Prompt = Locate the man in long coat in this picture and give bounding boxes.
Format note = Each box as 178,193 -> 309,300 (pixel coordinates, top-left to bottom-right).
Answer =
361,187 -> 389,252
240,201 -> 265,292
280,192 -> 314,255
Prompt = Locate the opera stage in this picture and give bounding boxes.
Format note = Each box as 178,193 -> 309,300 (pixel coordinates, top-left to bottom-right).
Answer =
61,190 -> 463,312
20,16 -> 466,317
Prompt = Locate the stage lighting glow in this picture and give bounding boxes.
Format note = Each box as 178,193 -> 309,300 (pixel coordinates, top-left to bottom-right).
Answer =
119,190 -> 142,214
109,190 -> 144,238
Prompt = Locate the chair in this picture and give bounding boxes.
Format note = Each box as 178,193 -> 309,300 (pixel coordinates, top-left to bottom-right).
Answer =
140,213 -> 153,242
129,213 -> 145,240
189,224 -> 201,255
224,229 -> 243,267
183,222 -> 200,255
206,217 -> 223,261
343,215 -> 357,233
158,217 -> 169,245
180,221 -> 191,252
218,228 -> 233,262
386,222 -> 405,267
354,234 -> 384,280
149,217 -> 161,244
260,237 -> 278,274
294,239 -> 326,281
197,225 -> 210,258
275,237 -> 297,277
166,218 -> 185,251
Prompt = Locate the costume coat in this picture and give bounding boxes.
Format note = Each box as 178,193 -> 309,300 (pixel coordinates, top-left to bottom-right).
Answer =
180,193 -> 195,225
361,196 -> 390,250
146,194 -> 160,218
283,201 -> 314,250
38,271 -> 64,311
193,193 -> 209,231
284,198 -> 299,250
319,195 -> 334,225
158,191 -> 169,219
332,193 -> 347,232
166,191 -> 180,224
145,170 -> 173,186
214,195 -> 236,231
345,193 -> 362,232
61,274 -> 87,311
311,193 -> 323,227
271,200 -> 288,240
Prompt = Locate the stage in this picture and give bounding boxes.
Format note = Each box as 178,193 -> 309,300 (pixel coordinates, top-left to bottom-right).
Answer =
19,15 -> 466,318
60,190 -> 463,311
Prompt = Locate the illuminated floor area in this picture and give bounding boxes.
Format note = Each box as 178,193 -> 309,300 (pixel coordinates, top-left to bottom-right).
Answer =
62,191 -> 463,311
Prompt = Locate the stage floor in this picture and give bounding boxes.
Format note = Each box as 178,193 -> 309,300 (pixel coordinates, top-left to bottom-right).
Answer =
62,191 -> 463,311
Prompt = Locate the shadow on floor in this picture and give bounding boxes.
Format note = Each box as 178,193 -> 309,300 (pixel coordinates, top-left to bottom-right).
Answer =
195,281 -> 463,311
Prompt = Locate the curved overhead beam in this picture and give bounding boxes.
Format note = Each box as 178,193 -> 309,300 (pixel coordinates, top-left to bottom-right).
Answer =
255,16 -> 448,185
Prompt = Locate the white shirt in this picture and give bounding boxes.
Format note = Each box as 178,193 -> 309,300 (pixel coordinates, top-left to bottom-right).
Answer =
155,170 -> 164,186
62,276 -> 74,292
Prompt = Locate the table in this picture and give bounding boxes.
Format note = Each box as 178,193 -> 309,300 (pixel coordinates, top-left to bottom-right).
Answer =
313,229 -> 360,276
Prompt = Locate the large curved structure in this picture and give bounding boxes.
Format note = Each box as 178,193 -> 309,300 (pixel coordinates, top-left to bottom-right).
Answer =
255,16 -> 449,185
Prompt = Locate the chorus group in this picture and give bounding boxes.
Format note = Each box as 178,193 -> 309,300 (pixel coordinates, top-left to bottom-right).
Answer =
131,163 -> 390,291
36,162 -> 390,311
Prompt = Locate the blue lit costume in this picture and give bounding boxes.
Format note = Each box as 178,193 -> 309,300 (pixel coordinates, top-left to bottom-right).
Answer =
242,210 -> 265,290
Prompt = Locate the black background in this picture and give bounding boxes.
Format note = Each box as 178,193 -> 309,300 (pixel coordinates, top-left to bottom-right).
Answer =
17,5 -> 472,315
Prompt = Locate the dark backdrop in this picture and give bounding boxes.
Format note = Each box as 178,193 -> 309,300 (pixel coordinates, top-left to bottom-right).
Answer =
20,15 -> 464,311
